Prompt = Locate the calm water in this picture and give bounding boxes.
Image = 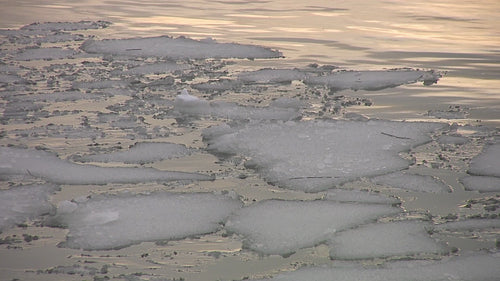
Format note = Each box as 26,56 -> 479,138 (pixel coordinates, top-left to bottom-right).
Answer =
1,1 -> 499,281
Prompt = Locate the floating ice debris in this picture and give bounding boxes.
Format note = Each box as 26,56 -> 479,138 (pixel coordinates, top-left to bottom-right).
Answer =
49,192 -> 241,250
203,120 -> 444,192
238,68 -> 306,83
371,172 -> 451,193
19,21 -> 111,31
0,184 -> 58,231
74,142 -> 191,164
14,47 -> 77,61
468,143 -> 500,177
81,36 -> 281,59
174,89 -> 301,120
460,176 -> 500,192
225,200 -> 400,256
253,252 -> 500,281
121,62 -> 190,75
0,146 -> 213,185
435,219 -> 500,232
329,221 -> 447,260
325,189 -> 400,204
303,69 -> 440,91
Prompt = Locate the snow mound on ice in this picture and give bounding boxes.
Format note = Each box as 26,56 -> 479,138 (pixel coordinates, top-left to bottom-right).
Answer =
75,142 -> 191,164
371,172 -> 451,193
329,221 -> 447,259
253,253 -> 500,281
174,90 -> 301,120
49,192 -> 241,250
81,36 -> 281,59
460,176 -> 500,192
468,143 -> 500,177
225,200 -> 400,256
203,120 -> 444,192
0,146 -> 213,185
0,184 -> 58,231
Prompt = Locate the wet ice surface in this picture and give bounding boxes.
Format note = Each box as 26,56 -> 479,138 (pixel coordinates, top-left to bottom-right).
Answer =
0,21 -> 499,281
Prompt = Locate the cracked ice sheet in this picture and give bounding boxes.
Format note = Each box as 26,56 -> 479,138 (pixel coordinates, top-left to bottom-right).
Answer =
328,221 -> 448,260
48,192 -> 242,250
0,146 -> 213,185
203,120 -> 444,192
0,184 -> 59,232
81,36 -> 281,59
225,200 -> 400,256
252,253 -> 500,281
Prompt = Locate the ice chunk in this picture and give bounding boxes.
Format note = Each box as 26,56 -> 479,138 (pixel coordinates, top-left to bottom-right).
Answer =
253,253 -> 500,281
81,36 -> 281,59
329,221 -> 447,259
14,47 -> 77,61
49,192 -> 241,250
204,120 -> 444,192
20,21 -> 111,31
371,172 -> 451,193
435,219 -> 500,231
303,69 -> 440,91
468,143 -> 500,177
325,189 -> 400,204
238,68 -> 306,83
437,135 -> 468,145
0,184 -> 58,231
460,176 -> 500,192
74,142 -> 190,164
122,62 -> 189,75
225,200 -> 400,256
0,147 -> 213,185
174,90 -> 300,120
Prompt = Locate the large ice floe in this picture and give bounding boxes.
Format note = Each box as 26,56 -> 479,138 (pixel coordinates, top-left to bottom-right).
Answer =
253,252 -> 500,281
204,120 -> 444,192
47,192 -> 241,250
0,146 -> 212,185
225,200 -> 400,256
461,143 -> 500,192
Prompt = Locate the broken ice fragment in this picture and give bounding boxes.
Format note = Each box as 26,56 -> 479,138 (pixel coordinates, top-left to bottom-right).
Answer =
371,172 -> 451,193
468,143 -> 500,177
460,176 -> 500,192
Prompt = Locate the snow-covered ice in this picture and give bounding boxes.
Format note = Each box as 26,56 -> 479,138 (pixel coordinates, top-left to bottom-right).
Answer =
48,192 -> 241,250
0,184 -> 58,231
371,172 -> 451,193
204,120 -> 444,192
0,146 -> 213,185
329,221 -> 447,259
225,200 -> 400,256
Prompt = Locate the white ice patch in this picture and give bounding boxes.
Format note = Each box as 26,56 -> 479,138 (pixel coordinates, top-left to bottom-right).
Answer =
49,192 -> 241,250
74,142 -> 191,164
460,176 -> 500,192
203,120 -> 444,192
225,200 -> 400,256
174,90 -> 300,120
0,184 -> 58,231
468,143 -> 500,177
0,146 -> 213,185
253,253 -> 500,281
329,221 -> 447,260
371,172 -> 451,193
81,36 -> 281,59
325,189 -> 400,204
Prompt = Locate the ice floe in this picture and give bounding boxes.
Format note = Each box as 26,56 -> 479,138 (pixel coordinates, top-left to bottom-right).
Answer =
0,146 -> 213,185
253,252 -> 500,281
468,143 -> 500,177
81,36 -> 282,59
73,142 -> 190,164
225,200 -> 400,256
435,219 -> 500,231
460,176 -> 500,192
329,221 -> 447,260
14,47 -> 78,61
325,189 -> 400,205
371,172 -> 451,193
0,184 -> 58,231
174,89 -> 301,120
204,120 -> 444,192
48,192 -> 241,250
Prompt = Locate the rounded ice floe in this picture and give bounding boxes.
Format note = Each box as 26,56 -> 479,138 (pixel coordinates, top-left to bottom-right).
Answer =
0,146 -> 213,185
460,176 -> 500,192
81,36 -> 282,59
468,143 -> 500,177
75,142 -> 191,164
252,253 -> 500,281
0,184 -> 58,231
328,221 -> 448,260
48,192 -> 242,250
225,200 -> 401,256
325,189 -> 400,205
203,120 -> 444,192
371,172 -> 451,193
